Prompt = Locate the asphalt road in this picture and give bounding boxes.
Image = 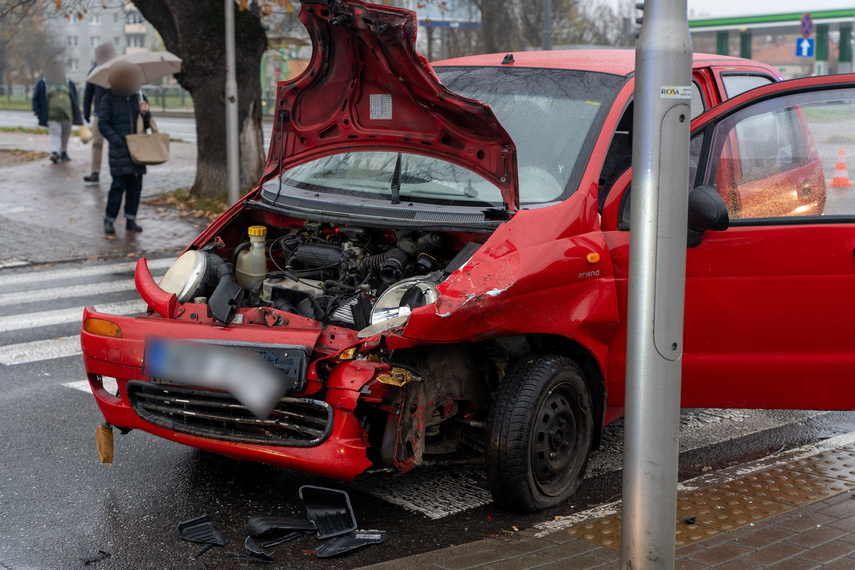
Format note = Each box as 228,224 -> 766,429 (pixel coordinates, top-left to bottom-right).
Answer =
0,109 -> 274,146
3,257 -> 855,569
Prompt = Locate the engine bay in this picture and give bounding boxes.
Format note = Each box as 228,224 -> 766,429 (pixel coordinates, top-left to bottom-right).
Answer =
158,208 -> 486,334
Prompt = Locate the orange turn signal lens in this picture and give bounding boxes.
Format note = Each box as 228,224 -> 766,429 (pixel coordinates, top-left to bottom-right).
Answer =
84,318 -> 122,338
586,252 -> 601,264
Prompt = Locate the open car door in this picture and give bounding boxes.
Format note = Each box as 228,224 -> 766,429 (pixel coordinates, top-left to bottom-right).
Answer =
678,75 -> 855,409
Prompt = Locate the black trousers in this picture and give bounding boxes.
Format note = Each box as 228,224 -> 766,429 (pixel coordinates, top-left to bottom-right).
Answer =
105,173 -> 142,222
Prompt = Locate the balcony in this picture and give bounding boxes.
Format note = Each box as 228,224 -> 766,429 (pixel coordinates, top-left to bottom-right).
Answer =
124,23 -> 147,35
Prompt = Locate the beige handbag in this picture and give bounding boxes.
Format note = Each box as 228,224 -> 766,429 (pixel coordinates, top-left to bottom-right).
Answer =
78,124 -> 92,144
126,114 -> 170,165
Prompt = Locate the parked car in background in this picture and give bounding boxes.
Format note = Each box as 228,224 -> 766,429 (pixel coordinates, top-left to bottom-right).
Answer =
82,0 -> 851,513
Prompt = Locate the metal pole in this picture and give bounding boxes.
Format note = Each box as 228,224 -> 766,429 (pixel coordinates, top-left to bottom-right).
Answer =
225,0 -> 240,206
619,0 -> 692,567
542,0 -> 552,50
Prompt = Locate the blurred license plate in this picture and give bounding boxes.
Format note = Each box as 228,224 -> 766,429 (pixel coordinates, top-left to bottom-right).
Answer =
144,338 -> 308,418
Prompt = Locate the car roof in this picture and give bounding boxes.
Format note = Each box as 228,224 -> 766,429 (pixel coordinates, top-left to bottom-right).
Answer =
432,49 -> 773,77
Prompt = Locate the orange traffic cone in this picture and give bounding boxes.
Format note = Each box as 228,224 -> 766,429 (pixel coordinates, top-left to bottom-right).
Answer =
831,148 -> 852,188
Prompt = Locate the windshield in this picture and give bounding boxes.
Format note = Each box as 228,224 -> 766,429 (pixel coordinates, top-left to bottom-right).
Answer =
279,66 -> 625,207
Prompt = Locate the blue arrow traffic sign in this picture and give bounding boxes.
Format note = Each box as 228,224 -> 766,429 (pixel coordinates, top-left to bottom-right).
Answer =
801,13 -> 813,38
796,37 -> 815,58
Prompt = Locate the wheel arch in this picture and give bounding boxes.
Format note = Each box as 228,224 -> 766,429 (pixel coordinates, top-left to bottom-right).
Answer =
484,333 -> 607,451
390,333 -> 609,451
526,334 -> 607,452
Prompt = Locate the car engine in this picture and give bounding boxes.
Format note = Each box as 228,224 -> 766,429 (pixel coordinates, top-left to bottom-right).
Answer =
159,219 -> 479,333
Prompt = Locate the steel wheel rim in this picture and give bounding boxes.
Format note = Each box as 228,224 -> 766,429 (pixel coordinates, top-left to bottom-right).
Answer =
531,382 -> 587,497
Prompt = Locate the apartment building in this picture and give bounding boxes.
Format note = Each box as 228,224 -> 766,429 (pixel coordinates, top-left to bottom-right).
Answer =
46,3 -> 159,85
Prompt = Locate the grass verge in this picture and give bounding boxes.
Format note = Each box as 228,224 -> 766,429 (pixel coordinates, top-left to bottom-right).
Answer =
0,126 -> 48,134
0,148 -> 50,167
0,125 -> 183,142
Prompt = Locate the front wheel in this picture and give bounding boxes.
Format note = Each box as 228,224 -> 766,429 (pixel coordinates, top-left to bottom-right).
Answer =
486,355 -> 593,512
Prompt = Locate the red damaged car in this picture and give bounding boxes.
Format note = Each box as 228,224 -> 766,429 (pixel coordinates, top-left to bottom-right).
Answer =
81,0 -> 852,512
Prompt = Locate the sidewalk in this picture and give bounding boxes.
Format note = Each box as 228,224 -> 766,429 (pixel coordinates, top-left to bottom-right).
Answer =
361,434 -> 855,569
0,130 -> 204,267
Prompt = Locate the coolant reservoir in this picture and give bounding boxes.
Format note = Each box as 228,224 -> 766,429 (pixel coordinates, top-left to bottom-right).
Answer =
236,225 -> 268,290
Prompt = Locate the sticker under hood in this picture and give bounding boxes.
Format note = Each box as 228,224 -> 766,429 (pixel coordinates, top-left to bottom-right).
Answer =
260,0 -> 519,212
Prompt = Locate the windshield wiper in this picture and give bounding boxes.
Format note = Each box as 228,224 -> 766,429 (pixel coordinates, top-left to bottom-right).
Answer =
390,152 -> 402,204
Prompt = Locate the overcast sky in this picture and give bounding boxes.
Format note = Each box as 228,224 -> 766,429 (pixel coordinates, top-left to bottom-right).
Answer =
685,0 -> 855,18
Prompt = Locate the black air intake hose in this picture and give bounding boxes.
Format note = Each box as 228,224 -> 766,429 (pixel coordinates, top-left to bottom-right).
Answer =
293,242 -> 342,267
364,248 -> 408,284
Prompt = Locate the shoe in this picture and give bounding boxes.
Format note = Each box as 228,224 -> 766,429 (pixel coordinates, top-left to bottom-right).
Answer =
104,221 -> 115,234
50,153 -> 59,163
83,173 -> 99,183
126,220 -> 143,232
60,153 -> 71,162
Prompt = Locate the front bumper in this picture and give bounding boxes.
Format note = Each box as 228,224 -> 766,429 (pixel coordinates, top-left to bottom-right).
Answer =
81,306 -> 374,480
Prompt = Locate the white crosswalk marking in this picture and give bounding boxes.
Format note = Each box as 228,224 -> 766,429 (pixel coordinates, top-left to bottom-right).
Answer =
0,299 -> 146,333
0,204 -> 32,216
0,257 -> 174,287
0,259 -> 157,368
0,335 -> 81,365
63,380 -> 92,393
0,279 -> 142,307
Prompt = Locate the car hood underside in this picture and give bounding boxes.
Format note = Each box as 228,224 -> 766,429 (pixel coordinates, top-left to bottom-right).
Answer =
260,0 -> 520,212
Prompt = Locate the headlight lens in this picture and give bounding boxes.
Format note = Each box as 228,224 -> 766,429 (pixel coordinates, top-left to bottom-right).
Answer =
159,250 -> 208,303
370,276 -> 440,325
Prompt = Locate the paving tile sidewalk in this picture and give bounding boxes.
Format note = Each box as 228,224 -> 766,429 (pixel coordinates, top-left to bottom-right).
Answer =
361,440 -> 855,569
0,130 -> 204,267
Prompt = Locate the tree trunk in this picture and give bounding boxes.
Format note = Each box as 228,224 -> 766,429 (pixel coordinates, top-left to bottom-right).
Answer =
471,0 -> 520,54
133,0 -> 267,198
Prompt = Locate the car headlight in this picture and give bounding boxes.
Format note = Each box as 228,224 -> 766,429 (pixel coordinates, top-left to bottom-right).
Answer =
159,250 -> 209,303
358,277 -> 440,338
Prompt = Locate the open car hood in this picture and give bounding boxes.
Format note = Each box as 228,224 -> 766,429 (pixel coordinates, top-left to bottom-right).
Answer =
260,0 -> 519,212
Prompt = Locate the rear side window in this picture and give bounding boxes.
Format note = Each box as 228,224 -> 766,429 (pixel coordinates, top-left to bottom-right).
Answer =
722,74 -> 774,98
690,82 -> 705,119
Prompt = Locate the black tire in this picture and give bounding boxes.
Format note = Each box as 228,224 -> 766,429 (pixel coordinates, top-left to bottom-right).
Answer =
486,355 -> 593,512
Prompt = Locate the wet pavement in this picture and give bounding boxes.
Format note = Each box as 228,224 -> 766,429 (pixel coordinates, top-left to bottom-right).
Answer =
363,434 -> 855,570
0,129 -> 205,268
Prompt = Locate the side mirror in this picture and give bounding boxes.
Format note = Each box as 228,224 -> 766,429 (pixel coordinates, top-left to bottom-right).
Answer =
687,185 -> 729,247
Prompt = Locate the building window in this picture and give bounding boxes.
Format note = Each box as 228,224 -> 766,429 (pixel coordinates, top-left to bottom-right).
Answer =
90,36 -> 101,47
127,11 -> 143,25
68,59 -> 80,71
67,36 -> 78,46
114,36 -> 121,47
127,36 -> 145,48
90,14 -> 100,25
114,13 -> 119,23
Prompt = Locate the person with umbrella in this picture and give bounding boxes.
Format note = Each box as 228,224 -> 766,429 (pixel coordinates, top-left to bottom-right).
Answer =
87,51 -> 181,234
98,63 -> 151,234
82,42 -> 117,184
31,60 -> 84,163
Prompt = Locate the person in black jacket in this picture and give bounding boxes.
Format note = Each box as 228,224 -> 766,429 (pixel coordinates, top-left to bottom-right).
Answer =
31,61 -> 84,163
98,64 -> 151,234
82,43 -> 116,184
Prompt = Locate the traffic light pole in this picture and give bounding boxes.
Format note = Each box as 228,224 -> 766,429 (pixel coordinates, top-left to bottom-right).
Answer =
619,0 -> 692,567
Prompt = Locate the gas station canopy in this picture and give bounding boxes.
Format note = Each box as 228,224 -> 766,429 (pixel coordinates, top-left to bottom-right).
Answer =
689,8 -> 855,75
